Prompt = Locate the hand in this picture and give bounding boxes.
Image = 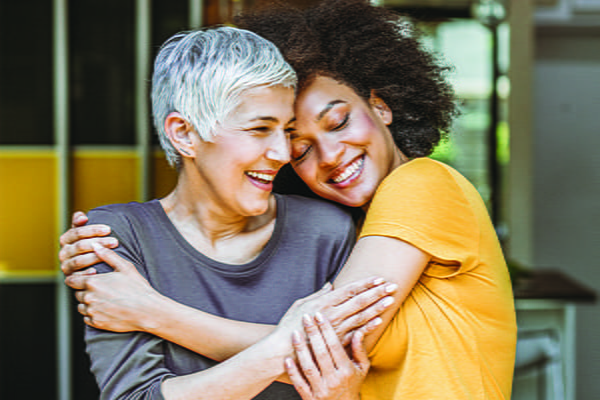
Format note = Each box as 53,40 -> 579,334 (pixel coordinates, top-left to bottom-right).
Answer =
59,211 -> 119,276
276,277 -> 397,347
65,244 -> 162,332
285,314 -> 369,400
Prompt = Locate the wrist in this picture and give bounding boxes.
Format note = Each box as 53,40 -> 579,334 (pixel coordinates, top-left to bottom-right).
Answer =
138,290 -> 172,333
259,329 -> 294,372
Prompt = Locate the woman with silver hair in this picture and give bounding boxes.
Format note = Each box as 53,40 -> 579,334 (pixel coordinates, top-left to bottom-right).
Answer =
69,26 -> 395,400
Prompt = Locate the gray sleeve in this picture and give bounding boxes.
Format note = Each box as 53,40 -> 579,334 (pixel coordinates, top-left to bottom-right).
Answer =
326,212 -> 356,282
85,207 -> 175,400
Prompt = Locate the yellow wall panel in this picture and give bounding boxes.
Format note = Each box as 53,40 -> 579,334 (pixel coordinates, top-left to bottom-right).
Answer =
0,151 -> 57,273
152,151 -> 177,199
72,150 -> 139,213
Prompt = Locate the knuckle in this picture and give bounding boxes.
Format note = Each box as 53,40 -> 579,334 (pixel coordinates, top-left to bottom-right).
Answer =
72,257 -> 84,268
72,229 -> 84,241
354,295 -> 368,309
58,248 -> 68,262
304,367 -> 319,379
74,240 -> 85,252
61,259 -> 73,275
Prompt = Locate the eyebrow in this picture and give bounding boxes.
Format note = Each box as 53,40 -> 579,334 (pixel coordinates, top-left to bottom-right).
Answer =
316,100 -> 347,122
249,116 -> 296,125
249,116 -> 279,122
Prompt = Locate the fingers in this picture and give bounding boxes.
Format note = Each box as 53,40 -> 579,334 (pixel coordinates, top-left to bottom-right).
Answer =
285,356 -> 313,400
333,294 -> 395,338
291,329 -> 322,390
60,236 -> 118,262
65,269 -> 96,290
59,224 -> 112,247
326,282 -> 396,335
350,331 -> 370,373
71,211 -> 88,228
91,244 -> 136,274
326,276 -> 387,307
61,251 -> 105,276
303,314 -> 336,374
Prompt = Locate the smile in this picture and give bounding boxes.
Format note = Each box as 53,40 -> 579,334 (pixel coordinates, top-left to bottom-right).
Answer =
329,156 -> 364,184
245,171 -> 276,184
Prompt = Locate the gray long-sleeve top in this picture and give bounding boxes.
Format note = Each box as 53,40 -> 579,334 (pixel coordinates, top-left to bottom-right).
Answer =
84,194 -> 356,400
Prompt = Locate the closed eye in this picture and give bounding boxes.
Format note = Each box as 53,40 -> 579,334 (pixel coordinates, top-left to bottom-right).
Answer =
291,143 -> 311,162
332,114 -> 349,131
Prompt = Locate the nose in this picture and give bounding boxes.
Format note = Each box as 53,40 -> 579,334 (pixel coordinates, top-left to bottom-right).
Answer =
265,130 -> 291,164
317,135 -> 344,169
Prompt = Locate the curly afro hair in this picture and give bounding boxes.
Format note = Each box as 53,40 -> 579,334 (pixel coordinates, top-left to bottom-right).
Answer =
236,0 -> 458,158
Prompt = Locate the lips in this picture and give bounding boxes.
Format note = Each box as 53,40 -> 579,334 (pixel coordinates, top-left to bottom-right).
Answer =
245,170 -> 278,191
245,171 -> 276,184
328,155 -> 364,185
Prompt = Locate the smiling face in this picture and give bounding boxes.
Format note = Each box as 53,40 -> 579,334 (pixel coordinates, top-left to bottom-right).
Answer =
183,84 -> 295,217
290,76 -> 404,208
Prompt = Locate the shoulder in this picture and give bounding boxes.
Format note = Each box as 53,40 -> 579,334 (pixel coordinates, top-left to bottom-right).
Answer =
87,201 -> 164,247
383,158 -> 458,188
277,194 -> 355,236
88,201 -> 159,225
280,194 -> 354,222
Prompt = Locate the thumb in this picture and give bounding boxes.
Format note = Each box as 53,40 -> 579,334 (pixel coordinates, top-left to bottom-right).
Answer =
92,242 -> 132,273
71,211 -> 88,228
351,330 -> 370,372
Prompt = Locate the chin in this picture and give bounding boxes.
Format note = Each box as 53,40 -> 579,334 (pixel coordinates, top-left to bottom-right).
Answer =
241,199 -> 270,216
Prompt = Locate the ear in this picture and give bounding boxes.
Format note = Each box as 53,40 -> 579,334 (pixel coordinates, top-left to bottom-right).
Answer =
164,112 -> 198,159
369,90 -> 393,125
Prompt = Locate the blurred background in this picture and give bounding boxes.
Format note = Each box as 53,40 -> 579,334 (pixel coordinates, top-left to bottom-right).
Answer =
0,0 -> 597,398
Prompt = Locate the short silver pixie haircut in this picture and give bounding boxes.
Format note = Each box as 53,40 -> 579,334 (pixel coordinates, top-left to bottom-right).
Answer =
151,27 -> 297,168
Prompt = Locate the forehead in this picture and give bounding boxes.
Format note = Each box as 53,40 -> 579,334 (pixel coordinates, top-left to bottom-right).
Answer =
294,76 -> 360,120
231,84 -> 295,121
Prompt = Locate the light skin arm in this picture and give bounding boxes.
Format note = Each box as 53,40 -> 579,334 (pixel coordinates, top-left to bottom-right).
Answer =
332,235 -> 430,353
69,244 -> 394,362
161,286 -> 373,399
159,319 -> 290,399
61,212 -> 397,361
61,213 -> 424,358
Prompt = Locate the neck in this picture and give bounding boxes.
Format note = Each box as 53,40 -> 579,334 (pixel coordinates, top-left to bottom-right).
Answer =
160,167 -> 276,246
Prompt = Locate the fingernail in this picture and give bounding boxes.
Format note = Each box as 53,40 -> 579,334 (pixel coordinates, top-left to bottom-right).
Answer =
385,283 -> 398,293
99,226 -> 111,234
303,314 -> 313,326
354,330 -> 363,340
292,331 -> 302,344
373,277 -> 385,285
107,238 -> 118,246
314,312 -> 325,324
372,317 -> 382,326
382,297 -> 394,307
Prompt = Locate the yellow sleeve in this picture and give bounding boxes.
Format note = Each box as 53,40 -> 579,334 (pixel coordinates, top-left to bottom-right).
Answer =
359,158 -> 479,272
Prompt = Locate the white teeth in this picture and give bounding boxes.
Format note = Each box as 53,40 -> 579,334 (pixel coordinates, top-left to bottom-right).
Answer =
332,158 -> 363,183
246,171 -> 275,182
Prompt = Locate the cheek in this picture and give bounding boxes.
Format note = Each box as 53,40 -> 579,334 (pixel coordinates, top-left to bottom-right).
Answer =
351,113 -> 379,144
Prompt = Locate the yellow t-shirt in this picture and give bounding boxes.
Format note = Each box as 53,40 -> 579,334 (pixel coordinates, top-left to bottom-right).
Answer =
359,158 -> 516,400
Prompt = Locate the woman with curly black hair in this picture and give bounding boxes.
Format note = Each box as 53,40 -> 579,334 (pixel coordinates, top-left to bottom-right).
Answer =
237,2 -> 516,399
60,1 -> 517,399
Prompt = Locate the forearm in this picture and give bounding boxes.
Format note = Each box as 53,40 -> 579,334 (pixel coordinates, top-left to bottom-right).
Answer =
161,331 -> 289,399
145,292 -> 276,361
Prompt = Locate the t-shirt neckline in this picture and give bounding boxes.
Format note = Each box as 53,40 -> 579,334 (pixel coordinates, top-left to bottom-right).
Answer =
146,194 -> 286,276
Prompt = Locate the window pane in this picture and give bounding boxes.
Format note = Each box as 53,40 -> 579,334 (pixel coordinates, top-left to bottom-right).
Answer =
0,1 -> 53,145
70,0 -> 135,145
151,0 -> 189,146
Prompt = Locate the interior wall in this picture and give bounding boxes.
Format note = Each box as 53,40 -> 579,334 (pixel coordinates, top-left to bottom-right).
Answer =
533,28 -> 600,400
